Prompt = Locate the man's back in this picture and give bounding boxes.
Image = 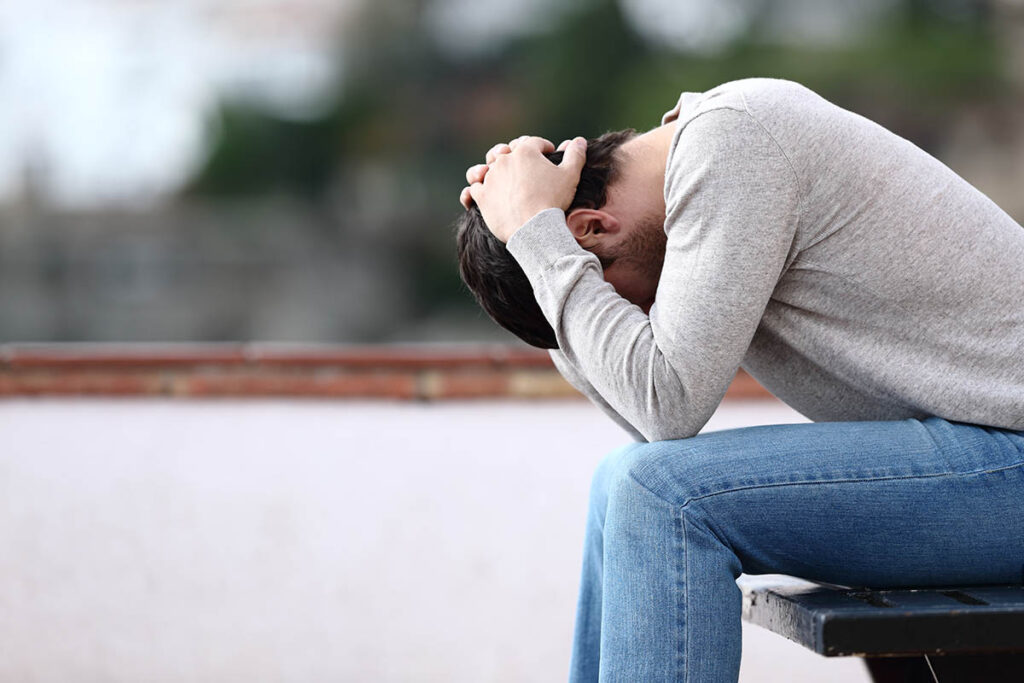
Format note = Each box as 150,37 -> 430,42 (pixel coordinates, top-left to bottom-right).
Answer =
661,79 -> 1024,428
530,78 -> 1024,440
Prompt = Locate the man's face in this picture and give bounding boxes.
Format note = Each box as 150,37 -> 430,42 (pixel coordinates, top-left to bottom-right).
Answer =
594,185 -> 668,314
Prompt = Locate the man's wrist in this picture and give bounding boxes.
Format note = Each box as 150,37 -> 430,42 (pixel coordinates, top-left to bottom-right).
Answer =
504,205 -> 561,242
506,208 -> 587,278
492,204 -> 561,243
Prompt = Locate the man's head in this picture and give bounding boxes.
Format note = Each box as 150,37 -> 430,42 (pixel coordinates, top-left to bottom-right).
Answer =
456,128 -> 668,349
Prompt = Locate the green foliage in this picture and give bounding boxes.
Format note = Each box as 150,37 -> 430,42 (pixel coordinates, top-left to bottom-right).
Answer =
181,0 -> 1010,340
187,103 -> 339,198
189,0 -> 1005,199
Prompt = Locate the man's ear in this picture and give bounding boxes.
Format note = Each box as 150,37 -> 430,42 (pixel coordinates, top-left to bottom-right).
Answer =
566,208 -> 620,250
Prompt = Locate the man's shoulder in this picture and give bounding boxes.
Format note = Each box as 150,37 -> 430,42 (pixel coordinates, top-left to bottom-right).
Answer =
661,78 -> 817,129
660,79 -> 807,230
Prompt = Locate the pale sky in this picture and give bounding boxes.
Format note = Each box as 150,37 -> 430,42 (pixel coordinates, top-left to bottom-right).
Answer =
0,0 -> 891,209
0,0 -> 351,208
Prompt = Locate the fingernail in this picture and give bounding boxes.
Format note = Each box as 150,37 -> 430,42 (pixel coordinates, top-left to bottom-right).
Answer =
574,137 -> 587,149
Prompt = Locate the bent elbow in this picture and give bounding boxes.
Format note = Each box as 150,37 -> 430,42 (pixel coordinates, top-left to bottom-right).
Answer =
638,422 -> 702,444
636,384 -> 718,443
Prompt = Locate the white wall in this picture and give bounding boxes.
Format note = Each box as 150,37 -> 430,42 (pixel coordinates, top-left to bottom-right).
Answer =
0,398 -> 868,682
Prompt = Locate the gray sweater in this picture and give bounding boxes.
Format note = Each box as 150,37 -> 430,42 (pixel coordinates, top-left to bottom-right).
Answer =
505,78 -> 1024,442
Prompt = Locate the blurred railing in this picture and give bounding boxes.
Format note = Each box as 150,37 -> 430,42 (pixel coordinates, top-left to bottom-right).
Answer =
0,344 -> 772,400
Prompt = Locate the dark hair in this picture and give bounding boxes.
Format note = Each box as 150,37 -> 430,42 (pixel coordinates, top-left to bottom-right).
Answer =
455,129 -> 636,349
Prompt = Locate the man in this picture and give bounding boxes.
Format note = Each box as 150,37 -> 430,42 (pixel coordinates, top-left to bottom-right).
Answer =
456,78 -> 1024,682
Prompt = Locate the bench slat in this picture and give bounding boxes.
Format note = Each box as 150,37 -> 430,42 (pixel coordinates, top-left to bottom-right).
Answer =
740,577 -> 1024,657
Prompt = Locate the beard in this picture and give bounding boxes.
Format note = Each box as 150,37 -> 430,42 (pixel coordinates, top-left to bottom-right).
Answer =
611,211 -> 668,283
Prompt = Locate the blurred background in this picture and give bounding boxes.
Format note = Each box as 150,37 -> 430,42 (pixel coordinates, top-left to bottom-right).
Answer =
2,1 -> 1023,681
2,0 -> 1023,344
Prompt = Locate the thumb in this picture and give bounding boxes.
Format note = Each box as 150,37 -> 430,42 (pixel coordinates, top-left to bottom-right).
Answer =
558,137 -> 587,175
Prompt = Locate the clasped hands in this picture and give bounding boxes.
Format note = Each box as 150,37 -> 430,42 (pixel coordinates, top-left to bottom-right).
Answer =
459,135 -> 588,243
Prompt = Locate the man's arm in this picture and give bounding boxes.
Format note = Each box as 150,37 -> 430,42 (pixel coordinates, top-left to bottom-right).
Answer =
549,349 -> 646,442
506,107 -> 802,441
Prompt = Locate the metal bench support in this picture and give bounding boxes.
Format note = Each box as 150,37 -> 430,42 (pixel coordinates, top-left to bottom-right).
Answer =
739,575 -> 1024,682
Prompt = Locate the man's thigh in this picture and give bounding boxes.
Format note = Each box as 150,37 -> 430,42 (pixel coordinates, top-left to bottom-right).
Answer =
621,417 -> 1024,587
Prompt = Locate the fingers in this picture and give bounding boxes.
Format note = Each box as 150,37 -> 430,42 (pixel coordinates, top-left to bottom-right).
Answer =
461,160 -> 491,208
465,163 -> 488,185
461,134 -> 578,209
508,135 -> 555,154
506,136 -> 528,152
467,181 -> 484,207
485,143 -> 510,164
558,136 -> 587,174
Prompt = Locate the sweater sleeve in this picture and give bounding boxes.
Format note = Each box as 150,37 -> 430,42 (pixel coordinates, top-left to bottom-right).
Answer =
549,349 -> 646,442
506,106 -> 801,441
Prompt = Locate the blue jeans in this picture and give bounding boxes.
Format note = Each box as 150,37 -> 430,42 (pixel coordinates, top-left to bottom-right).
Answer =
569,417 -> 1024,682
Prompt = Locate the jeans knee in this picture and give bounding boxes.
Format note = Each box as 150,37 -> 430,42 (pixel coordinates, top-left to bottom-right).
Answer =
588,441 -> 741,570
593,436 -> 731,513
591,441 -> 650,493
588,441 -> 674,517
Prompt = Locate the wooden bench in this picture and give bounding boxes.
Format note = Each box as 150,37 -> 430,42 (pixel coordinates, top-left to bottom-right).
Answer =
739,575 -> 1024,682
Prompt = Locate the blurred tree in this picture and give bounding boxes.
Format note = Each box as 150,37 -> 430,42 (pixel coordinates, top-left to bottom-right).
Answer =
181,0 -> 1009,341
187,104 -> 338,198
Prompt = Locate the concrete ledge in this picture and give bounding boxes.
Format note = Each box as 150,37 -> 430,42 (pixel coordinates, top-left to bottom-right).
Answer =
0,343 -> 774,400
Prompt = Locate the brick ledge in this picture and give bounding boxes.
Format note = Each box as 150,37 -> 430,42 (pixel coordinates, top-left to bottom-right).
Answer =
0,343 -> 774,401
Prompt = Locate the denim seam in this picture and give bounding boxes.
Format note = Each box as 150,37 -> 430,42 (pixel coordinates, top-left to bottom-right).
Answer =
678,460 -> 1024,507
627,460 -> 1024,508
916,419 -> 948,464
677,505 -> 688,683
626,472 -> 694,682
